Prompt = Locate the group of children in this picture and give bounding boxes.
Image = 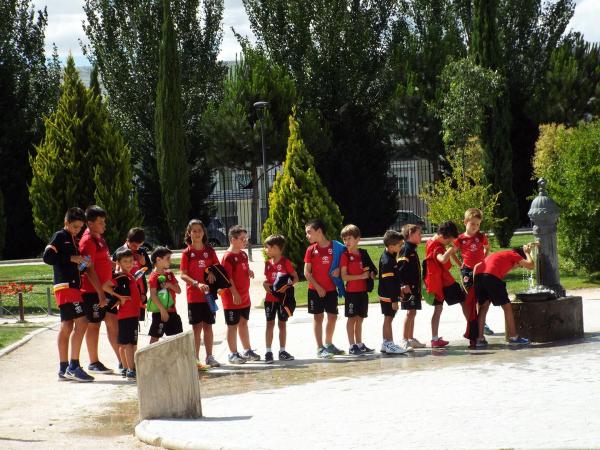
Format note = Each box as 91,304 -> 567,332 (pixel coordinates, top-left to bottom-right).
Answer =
45,205 -> 534,382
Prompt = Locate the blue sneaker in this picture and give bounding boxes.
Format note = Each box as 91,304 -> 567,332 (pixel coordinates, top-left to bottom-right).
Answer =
475,339 -> 488,349
58,369 -> 69,381
349,344 -> 362,355
509,336 -> 530,345
88,361 -> 113,374
65,366 -> 95,382
126,370 -> 137,381
483,324 -> 494,336
325,343 -> 345,355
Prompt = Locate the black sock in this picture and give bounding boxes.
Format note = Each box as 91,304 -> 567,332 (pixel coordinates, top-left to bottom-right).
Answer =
69,359 -> 80,370
60,361 -> 68,372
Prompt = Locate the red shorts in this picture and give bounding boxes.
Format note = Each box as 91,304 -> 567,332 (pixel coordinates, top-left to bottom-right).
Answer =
54,287 -> 83,306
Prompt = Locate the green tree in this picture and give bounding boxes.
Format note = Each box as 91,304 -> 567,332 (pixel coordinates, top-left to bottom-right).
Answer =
83,0 -> 225,241
471,0 -> 517,246
155,0 -> 190,246
262,111 -> 343,271
202,44 -> 296,243
0,0 -> 60,258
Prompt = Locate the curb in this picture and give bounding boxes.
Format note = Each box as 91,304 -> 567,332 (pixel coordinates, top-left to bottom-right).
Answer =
0,323 -> 55,358
136,420 -> 248,450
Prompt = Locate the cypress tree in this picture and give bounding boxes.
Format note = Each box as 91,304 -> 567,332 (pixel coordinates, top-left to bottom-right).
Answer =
155,0 -> 190,246
471,0 -> 518,246
262,111 -> 343,271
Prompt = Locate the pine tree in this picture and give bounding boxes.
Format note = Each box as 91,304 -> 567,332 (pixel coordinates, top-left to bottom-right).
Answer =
471,0 -> 518,247
262,111 -> 343,271
154,0 -> 190,246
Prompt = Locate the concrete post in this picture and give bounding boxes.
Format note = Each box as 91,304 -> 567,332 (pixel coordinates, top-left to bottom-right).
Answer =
135,330 -> 202,420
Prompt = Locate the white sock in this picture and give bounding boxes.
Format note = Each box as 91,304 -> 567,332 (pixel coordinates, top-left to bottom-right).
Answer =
266,347 -> 272,353
357,342 -> 364,347
432,336 -> 438,341
243,348 -> 250,353
279,347 -> 285,352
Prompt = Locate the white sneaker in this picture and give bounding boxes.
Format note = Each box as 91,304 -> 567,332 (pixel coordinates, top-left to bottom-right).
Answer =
385,341 -> 408,355
400,339 -> 414,352
408,338 -> 426,349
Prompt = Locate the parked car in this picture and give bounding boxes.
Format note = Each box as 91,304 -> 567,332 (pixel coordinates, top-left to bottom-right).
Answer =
389,210 -> 427,232
207,217 -> 227,247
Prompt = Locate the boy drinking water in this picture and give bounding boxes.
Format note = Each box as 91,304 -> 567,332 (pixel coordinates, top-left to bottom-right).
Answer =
263,235 -> 299,363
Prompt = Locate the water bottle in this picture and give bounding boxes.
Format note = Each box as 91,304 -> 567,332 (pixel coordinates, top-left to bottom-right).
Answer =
206,291 -> 219,313
78,255 -> 91,271
133,267 -> 148,280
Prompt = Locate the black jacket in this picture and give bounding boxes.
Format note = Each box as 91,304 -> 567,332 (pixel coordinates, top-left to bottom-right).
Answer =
378,250 -> 400,302
397,242 -> 421,295
43,229 -> 82,290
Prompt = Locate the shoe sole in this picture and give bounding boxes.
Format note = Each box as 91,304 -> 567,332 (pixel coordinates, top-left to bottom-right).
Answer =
279,358 -> 294,361
88,369 -> 114,375
66,374 -> 94,383
265,360 -> 274,364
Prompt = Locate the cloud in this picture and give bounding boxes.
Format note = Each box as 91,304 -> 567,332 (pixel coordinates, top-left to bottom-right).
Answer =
569,0 -> 600,43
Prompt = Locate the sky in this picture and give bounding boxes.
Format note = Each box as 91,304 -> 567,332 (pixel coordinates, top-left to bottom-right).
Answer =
33,0 -> 600,65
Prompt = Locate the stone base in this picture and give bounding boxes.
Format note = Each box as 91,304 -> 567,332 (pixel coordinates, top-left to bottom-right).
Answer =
511,296 -> 584,343
135,330 -> 202,420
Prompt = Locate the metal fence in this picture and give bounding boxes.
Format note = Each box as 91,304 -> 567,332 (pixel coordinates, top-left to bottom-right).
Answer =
207,158 -> 435,242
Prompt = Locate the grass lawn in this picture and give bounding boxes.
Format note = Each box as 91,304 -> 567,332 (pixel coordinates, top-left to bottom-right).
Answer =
0,264 -> 56,315
0,323 -> 42,349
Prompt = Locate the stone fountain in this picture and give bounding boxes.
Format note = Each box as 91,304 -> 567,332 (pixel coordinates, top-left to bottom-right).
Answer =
511,179 -> 584,342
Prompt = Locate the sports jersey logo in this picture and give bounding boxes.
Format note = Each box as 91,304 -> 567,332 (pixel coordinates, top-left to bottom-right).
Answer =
199,261 -> 206,268
350,256 -> 354,261
242,263 -> 247,270
234,257 -> 238,262
470,244 -> 477,252
474,238 -> 480,243
191,253 -> 195,257
328,248 -> 332,254
322,256 -> 330,264
277,264 -> 282,271
203,252 -> 208,258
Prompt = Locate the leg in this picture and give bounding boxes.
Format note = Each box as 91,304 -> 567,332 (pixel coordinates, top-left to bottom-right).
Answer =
124,344 -> 135,371
238,317 -> 251,350
104,313 -> 121,363
202,323 -> 214,357
85,322 -> 101,363
355,317 -> 364,344
460,301 -> 469,320
325,312 -> 337,345
313,313 -> 324,347
226,324 -> 238,353
431,304 -> 443,338
346,317 -> 356,345
278,320 -> 287,348
265,320 -> 275,349
403,310 -> 416,340
192,323 -> 202,359
382,316 -> 393,342
58,320 -> 74,363
477,301 -> 491,340
71,316 -> 89,361
502,303 -> 517,338
119,346 -> 126,368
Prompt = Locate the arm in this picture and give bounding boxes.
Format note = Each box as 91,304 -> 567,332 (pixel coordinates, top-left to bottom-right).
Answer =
436,246 -> 456,265
290,270 -> 300,285
85,264 -> 107,308
518,245 -> 535,270
102,280 -> 129,305
304,262 -> 325,297
181,269 -> 208,293
165,277 -> 181,294
149,287 -> 169,322
340,266 -> 369,281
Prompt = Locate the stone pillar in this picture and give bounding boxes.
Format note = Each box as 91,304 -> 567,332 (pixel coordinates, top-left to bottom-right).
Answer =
135,330 -> 202,420
528,178 -> 565,297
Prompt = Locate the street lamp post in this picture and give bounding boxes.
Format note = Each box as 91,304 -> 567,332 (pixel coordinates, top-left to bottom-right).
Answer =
254,101 -> 269,225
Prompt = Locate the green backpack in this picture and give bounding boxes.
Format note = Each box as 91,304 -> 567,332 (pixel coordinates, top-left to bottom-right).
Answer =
147,275 -> 174,313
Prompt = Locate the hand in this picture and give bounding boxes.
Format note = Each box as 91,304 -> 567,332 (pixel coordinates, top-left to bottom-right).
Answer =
160,310 -> 169,323
233,292 -> 242,305
165,282 -> 178,290
249,270 -> 255,279
98,293 -> 107,309
361,271 -> 370,279
263,281 -> 272,293
207,272 -> 216,284
523,243 -> 533,254
70,255 -> 86,265
401,285 -> 412,294
331,268 -> 340,278
392,302 -> 399,311
315,286 -> 326,298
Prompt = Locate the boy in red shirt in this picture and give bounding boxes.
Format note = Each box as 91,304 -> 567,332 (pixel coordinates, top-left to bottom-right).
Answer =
220,225 -> 260,364
304,219 -> 344,358
79,205 -> 117,375
263,234 -> 299,363
474,245 -> 535,346
424,221 -> 464,348
43,207 -> 94,382
148,247 -> 183,343
180,219 -> 221,367
102,249 -> 142,381
340,224 -> 375,355
453,208 -> 494,336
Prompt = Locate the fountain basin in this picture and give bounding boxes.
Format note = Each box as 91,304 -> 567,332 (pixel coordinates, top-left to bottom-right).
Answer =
515,288 -> 558,302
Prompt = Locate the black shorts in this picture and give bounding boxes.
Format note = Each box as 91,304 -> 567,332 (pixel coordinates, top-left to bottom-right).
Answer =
139,307 -> 146,321
148,312 -> 183,338
224,307 -> 250,326
118,317 -> 139,345
264,301 -> 287,322
104,294 -> 119,315
379,300 -> 397,318
474,273 -> 510,306
82,292 -> 106,323
59,302 -> 86,322
400,292 -> 422,310
345,291 -> 368,318
188,302 -> 216,325
433,283 -> 465,306
307,289 -> 339,315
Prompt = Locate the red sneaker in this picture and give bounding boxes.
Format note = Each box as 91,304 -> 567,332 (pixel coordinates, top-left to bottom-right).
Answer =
431,337 -> 449,348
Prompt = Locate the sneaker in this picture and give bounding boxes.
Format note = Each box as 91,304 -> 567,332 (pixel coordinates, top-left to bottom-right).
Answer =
242,349 -> 261,361
58,369 -> 69,381
508,336 -> 530,345
265,351 -> 274,364
382,340 -> 407,355
87,361 -> 113,374
483,324 -> 494,336
121,367 -> 127,377
126,370 -> 136,381
400,340 -> 414,352
228,352 -> 247,364
349,344 -> 361,355
317,346 -> 334,359
278,350 -> 295,361
475,338 -> 488,348
206,355 -> 221,368
408,338 -> 426,349
431,337 -> 449,348
325,343 -> 345,355
358,343 -> 374,354
65,366 -> 95,383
